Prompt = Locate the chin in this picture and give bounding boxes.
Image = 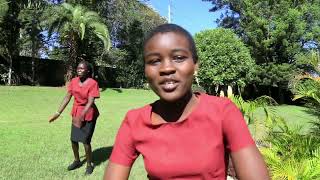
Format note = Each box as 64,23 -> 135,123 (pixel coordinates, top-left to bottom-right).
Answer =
158,91 -> 185,103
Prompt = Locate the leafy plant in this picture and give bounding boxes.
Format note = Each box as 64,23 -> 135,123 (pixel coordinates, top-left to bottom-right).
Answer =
291,77 -> 320,138
261,117 -> 320,179
0,0 -> 8,22
194,28 -> 255,94
229,95 -> 277,142
292,77 -> 320,105
295,50 -> 320,73
204,0 -> 320,65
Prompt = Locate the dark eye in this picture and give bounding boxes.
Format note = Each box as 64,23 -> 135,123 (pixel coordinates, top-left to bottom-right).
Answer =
173,55 -> 186,62
146,58 -> 161,65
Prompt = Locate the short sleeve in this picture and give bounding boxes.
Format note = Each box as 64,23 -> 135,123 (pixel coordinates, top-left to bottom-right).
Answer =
222,99 -> 255,152
88,80 -> 100,98
109,113 -> 139,166
67,79 -> 73,94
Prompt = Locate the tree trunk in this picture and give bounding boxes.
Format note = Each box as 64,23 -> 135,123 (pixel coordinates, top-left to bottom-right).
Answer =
237,85 -> 241,96
227,85 -> 233,97
8,56 -> 12,85
31,19 -> 38,85
65,62 -> 74,85
6,2 -> 20,85
65,32 -> 79,84
278,87 -> 284,104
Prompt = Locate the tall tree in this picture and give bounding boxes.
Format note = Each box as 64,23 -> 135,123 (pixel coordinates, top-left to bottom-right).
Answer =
0,0 -> 22,85
204,0 -> 320,64
97,0 -> 166,87
194,28 -> 255,95
18,0 -> 48,85
204,0 -> 320,101
48,2 -> 110,82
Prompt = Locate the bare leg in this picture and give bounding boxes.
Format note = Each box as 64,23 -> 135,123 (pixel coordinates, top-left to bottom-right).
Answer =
84,143 -> 94,175
83,143 -> 93,166
71,141 -> 80,161
67,141 -> 81,171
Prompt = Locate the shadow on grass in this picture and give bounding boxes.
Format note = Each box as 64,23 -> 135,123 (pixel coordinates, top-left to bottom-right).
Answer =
101,87 -> 107,92
92,146 -> 113,166
301,105 -> 320,134
303,106 -> 320,118
100,88 -> 122,93
111,88 -> 122,93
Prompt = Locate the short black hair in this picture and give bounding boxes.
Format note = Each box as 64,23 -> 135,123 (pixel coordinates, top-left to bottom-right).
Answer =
78,60 -> 93,77
143,23 -> 198,63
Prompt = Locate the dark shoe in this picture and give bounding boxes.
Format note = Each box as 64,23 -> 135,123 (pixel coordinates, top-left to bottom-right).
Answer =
67,160 -> 81,171
85,165 -> 94,175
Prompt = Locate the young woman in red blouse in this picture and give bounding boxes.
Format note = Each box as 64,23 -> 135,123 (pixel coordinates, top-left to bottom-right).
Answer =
49,61 -> 100,175
104,24 -> 269,179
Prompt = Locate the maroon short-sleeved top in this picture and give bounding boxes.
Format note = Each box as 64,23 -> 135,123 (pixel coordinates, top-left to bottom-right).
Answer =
67,77 -> 100,121
110,93 -> 255,179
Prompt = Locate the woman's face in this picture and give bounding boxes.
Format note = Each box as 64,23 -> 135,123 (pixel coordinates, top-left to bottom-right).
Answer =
76,63 -> 89,78
144,32 -> 198,102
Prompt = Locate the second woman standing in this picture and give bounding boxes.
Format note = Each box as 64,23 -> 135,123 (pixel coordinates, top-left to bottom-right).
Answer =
49,61 -> 100,175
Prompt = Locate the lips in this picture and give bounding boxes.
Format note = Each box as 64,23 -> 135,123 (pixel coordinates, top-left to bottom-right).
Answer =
77,71 -> 85,76
159,78 -> 179,92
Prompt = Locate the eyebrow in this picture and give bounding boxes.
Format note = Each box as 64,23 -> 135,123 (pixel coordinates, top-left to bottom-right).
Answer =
172,48 -> 189,54
145,48 -> 189,57
144,52 -> 160,58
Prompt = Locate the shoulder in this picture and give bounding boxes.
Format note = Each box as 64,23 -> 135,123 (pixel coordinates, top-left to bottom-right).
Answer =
87,78 -> 99,87
123,105 -> 150,125
68,77 -> 78,87
71,77 -> 79,82
88,78 -> 98,84
200,93 -> 234,111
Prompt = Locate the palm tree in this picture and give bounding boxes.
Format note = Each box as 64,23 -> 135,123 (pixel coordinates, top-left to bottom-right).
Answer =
292,77 -> 320,105
49,3 -> 110,82
291,50 -> 320,137
19,0 -> 48,85
292,77 -> 320,137
0,0 -> 8,22
261,117 -> 320,179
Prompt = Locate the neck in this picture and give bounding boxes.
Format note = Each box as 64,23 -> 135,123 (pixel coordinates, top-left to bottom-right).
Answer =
153,91 -> 196,122
79,76 -> 88,82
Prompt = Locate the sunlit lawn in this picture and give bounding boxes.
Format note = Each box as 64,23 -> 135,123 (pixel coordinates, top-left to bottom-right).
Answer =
0,86 -> 317,179
254,105 -> 318,132
0,86 -> 157,180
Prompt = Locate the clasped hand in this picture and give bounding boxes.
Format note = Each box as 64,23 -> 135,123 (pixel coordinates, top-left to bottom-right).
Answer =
72,115 -> 85,128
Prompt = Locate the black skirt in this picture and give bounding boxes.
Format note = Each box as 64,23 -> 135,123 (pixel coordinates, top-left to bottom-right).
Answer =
70,119 -> 97,144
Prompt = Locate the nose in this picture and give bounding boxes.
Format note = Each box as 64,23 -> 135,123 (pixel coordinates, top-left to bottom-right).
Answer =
159,59 -> 176,76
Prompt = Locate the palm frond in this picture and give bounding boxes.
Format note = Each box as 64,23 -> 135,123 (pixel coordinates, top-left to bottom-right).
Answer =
90,22 -> 111,51
79,22 -> 85,40
0,0 -> 9,21
61,3 -> 74,13
292,78 -> 320,104
83,11 -> 101,22
310,119 -> 320,137
72,5 -> 84,23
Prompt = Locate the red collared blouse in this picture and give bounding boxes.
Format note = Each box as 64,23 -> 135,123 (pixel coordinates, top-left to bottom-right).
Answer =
67,77 -> 100,121
110,93 -> 255,179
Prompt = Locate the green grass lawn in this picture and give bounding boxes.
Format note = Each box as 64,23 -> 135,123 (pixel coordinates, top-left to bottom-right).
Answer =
254,105 -> 318,132
0,86 -> 157,180
0,86 -> 318,179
